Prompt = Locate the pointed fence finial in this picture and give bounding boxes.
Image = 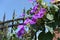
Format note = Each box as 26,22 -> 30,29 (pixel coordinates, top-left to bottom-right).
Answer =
12,10 -> 16,26
12,10 -> 15,20
23,7 -> 25,17
23,7 -> 25,23
3,13 -> 6,22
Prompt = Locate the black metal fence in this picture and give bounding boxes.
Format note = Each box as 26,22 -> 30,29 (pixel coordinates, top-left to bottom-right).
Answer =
0,9 -> 26,40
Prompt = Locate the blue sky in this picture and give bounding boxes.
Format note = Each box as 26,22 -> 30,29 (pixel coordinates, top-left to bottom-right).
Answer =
0,0 -> 50,21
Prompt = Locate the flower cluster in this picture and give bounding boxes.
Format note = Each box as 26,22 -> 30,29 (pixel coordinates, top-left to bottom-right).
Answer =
15,0 -> 60,40
16,3 -> 46,37
29,0 -> 36,3
30,4 -> 39,14
24,5 -> 46,24
15,25 -> 25,37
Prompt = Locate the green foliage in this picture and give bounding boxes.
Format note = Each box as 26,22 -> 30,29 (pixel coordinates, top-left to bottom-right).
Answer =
12,34 -> 19,40
26,8 -> 31,15
37,0 -> 42,4
38,31 -> 53,40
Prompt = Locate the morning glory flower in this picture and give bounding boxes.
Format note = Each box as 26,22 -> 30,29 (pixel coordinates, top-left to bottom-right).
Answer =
37,8 -> 46,18
30,4 -> 39,14
29,19 -> 36,24
22,13 -> 25,17
51,0 -> 55,3
37,11 -> 44,18
31,8 -> 46,18
32,8 -> 46,19
29,0 -> 36,3
32,18 -> 37,22
20,13 -> 25,18
24,18 -> 36,24
32,14 -> 39,19
17,27 -> 25,37
40,8 -> 46,13
15,25 -> 25,37
24,18 -> 31,24
30,9 -> 35,14
33,4 -> 39,10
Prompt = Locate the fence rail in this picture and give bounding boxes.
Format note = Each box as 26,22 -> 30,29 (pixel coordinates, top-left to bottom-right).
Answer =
0,18 -> 24,25
0,18 -> 25,29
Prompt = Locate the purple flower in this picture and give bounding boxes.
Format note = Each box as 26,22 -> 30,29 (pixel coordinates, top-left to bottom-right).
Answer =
32,17 -> 37,22
16,25 -> 25,37
40,8 -> 46,13
24,18 -> 31,24
24,18 -> 36,24
20,13 -> 25,17
30,4 -> 39,14
31,8 -> 46,18
32,13 -> 44,19
37,8 -> 46,18
30,9 -> 35,13
29,19 -> 36,24
17,27 -> 24,37
33,4 -> 39,11
29,0 -> 36,2
22,14 -> 25,17
17,25 -> 24,28
29,0 -> 33,2
37,12 -> 44,18
32,14 -> 39,19
51,0 -> 55,3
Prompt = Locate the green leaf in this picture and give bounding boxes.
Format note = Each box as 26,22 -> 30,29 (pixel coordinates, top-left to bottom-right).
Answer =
46,13 -> 54,20
37,0 -> 42,4
45,25 -> 54,34
26,10 -> 30,15
38,31 -> 53,40
26,8 -> 31,15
